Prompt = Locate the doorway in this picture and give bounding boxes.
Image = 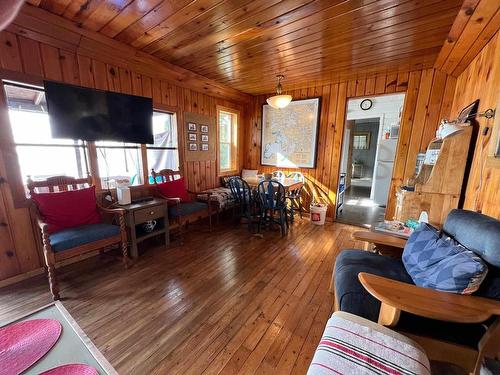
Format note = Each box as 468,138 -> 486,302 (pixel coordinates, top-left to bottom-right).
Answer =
336,93 -> 405,228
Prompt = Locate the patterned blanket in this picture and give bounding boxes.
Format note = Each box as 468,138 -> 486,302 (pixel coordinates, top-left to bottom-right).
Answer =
197,187 -> 235,209
307,312 -> 430,375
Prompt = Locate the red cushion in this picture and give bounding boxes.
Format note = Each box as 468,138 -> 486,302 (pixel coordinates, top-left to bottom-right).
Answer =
156,178 -> 191,203
32,186 -> 101,233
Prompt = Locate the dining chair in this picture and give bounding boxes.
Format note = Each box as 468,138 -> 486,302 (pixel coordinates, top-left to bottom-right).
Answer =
286,171 -> 305,222
257,180 -> 289,237
227,177 -> 256,231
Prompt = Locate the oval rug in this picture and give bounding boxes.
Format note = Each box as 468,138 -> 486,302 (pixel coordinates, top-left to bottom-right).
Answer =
40,364 -> 99,375
0,319 -> 62,375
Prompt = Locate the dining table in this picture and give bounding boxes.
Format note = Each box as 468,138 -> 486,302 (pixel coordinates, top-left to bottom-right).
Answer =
242,176 -> 304,191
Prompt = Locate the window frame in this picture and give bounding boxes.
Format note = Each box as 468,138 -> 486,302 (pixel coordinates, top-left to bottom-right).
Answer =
146,108 -> 179,182
217,105 -> 240,176
0,72 -> 182,208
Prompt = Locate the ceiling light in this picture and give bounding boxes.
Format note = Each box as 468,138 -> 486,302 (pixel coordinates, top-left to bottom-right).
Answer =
267,75 -> 292,109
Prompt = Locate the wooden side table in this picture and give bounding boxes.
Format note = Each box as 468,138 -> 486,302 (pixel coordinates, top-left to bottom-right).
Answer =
118,198 -> 169,258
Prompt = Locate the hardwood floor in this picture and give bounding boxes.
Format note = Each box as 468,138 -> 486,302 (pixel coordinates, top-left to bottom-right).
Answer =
0,219 -> 363,374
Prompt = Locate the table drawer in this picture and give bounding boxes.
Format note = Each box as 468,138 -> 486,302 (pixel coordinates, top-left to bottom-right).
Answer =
134,205 -> 165,223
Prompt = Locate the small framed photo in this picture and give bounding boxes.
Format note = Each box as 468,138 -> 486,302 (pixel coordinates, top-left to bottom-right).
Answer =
189,143 -> 198,151
188,123 -> 197,131
201,143 -> 209,151
188,133 -> 197,141
201,134 -> 209,142
200,125 -> 209,133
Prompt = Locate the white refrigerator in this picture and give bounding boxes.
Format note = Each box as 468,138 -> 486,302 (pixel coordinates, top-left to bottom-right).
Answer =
371,138 -> 398,205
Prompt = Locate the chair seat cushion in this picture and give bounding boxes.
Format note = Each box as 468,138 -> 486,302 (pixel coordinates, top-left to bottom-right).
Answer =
168,202 -> 208,218
334,249 -> 413,322
49,223 -> 120,253
32,186 -> 101,233
307,311 -> 430,375
403,223 -> 488,294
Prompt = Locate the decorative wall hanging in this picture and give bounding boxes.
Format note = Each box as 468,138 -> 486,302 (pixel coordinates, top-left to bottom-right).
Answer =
261,97 -> 321,168
184,112 -> 216,162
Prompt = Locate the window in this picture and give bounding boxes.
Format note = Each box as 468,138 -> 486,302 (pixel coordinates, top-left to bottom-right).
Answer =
353,132 -> 370,150
4,83 -> 89,186
218,108 -> 238,173
147,111 -> 179,182
96,140 -> 143,188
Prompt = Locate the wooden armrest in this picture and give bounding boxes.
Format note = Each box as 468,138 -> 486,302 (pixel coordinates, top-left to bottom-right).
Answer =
97,205 -> 125,216
352,231 -> 407,249
37,218 -> 49,232
359,272 -> 500,324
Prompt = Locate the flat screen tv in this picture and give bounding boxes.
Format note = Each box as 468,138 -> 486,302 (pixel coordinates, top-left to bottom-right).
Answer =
44,81 -> 153,144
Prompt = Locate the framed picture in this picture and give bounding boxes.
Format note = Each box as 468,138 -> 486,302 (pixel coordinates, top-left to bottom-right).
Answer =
457,99 -> 479,123
189,143 -> 197,151
261,97 -> 321,168
188,123 -> 197,131
200,125 -> 209,133
201,143 -> 209,151
201,134 -> 209,142
188,133 -> 197,141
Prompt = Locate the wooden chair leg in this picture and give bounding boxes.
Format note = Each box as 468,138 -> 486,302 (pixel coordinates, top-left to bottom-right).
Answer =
42,231 -> 59,300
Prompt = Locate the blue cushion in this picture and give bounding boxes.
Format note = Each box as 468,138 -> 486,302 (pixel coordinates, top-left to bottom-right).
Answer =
403,223 -> 488,294
168,201 -> 208,218
50,223 -> 120,253
334,249 -> 413,322
443,209 -> 500,267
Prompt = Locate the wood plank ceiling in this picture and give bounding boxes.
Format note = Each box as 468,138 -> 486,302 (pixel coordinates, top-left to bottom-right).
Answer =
27,0 -> 464,94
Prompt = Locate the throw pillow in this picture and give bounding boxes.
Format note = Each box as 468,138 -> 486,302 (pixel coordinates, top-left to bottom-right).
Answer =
241,169 -> 258,178
32,186 -> 101,233
156,177 -> 191,203
402,223 -> 488,294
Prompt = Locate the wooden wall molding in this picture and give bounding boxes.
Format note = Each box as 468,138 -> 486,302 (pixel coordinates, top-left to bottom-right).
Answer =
7,4 -> 251,104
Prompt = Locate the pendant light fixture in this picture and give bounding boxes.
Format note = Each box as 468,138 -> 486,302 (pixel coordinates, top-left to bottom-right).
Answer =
266,75 -> 292,109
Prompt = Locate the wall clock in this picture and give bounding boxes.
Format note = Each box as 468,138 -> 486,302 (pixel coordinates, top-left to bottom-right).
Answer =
360,99 -> 373,110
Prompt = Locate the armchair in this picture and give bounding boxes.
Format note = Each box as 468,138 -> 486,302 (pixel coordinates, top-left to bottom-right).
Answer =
28,175 -> 129,300
151,169 -> 212,236
333,209 -> 500,373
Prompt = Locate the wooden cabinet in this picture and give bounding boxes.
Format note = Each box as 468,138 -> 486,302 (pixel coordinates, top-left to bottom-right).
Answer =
394,126 -> 472,225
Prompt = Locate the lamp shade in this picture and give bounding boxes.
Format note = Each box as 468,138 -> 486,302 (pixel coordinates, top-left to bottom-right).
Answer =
266,94 -> 292,109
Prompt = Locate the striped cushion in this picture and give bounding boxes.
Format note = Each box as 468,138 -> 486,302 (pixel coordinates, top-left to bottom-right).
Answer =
307,312 -> 430,375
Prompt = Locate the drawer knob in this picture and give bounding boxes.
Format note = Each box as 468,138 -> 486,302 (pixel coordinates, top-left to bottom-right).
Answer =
150,211 -> 154,215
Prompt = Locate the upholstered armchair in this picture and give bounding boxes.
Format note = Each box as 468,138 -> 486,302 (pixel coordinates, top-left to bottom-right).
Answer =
151,169 -> 212,235
28,175 -> 129,300
333,209 -> 500,373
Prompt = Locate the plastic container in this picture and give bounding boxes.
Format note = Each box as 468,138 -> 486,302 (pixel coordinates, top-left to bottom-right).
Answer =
310,203 -> 327,225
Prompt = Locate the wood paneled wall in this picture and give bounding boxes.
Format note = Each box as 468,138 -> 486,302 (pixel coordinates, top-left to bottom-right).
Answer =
450,32 -> 500,217
244,69 -> 457,219
0,28 -> 246,282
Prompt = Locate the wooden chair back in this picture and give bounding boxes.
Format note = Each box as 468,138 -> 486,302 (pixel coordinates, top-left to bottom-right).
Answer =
27,175 -> 93,195
151,169 -> 182,184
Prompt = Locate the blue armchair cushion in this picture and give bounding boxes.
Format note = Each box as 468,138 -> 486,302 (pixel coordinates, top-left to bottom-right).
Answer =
334,249 -> 414,322
403,223 -> 488,294
334,249 -> 489,348
49,223 -> 120,253
443,209 -> 500,267
168,201 -> 208,218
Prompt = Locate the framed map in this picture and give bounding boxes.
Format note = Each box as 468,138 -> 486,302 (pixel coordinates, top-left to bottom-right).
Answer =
261,97 -> 321,168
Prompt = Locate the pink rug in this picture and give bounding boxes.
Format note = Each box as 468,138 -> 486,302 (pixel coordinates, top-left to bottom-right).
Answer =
40,364 -> 99,375
0,318 -> 62,375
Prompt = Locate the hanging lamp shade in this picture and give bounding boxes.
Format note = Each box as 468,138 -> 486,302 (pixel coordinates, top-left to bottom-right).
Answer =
267,75 -> 292,109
